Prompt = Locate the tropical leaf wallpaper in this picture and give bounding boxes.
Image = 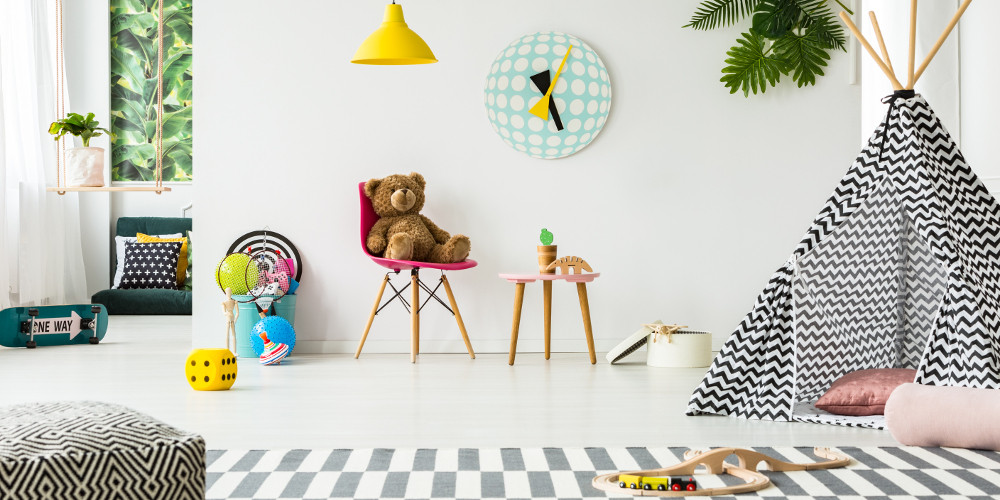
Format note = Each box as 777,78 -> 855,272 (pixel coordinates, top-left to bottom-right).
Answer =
110,0 -> 192,182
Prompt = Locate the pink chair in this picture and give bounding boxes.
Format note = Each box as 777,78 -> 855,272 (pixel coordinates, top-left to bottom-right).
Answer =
355,182 -> 477,362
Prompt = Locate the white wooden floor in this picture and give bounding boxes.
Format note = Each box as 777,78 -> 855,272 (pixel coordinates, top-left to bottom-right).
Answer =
0,316 -> 900,450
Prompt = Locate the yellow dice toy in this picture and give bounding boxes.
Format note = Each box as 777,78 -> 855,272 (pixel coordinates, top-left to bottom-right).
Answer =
185,349 -> 238,391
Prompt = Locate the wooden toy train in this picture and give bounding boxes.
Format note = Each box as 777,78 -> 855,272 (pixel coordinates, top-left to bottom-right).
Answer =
619,475 -> 697,492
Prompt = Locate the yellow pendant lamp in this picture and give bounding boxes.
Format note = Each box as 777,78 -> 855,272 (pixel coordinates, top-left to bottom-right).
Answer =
351,2 -> 437,65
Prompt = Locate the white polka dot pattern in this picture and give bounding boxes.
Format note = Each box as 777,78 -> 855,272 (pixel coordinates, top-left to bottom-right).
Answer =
485,32 -> 611,160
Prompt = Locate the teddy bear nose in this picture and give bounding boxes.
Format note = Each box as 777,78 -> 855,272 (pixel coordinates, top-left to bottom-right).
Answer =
402,189 -> 409,194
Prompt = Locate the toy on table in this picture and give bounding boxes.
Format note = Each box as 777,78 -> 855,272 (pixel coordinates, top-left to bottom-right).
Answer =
545,256 -> 592,274
539,228 -> 553,246
593,447 -> 851,497
258,332 -> 290,365
250,315 -> 296,357
222,288 -> 239,352
185,348 -> 237,391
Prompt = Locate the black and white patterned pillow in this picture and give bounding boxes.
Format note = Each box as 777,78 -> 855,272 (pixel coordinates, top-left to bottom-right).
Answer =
120,241 -> 183,290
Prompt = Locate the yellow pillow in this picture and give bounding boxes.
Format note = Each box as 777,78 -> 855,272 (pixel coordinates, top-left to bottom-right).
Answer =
137,233 -> 188,287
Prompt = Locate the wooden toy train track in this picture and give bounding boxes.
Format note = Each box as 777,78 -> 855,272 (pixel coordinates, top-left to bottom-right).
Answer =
591,447 -> 850,497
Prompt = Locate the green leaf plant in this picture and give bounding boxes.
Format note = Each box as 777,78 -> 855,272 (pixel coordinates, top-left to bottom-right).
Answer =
685,0 -> 852,96
48,112 -> 116,148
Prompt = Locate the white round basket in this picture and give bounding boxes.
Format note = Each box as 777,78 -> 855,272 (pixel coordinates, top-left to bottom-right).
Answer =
646,329 -> 713,368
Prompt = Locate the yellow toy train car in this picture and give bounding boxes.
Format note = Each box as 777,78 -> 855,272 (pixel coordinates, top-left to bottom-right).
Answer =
618,474 -> 697,492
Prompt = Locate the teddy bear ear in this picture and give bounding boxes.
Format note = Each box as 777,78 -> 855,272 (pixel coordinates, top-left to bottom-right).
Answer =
364,178 -> 382,198
409,172 -> 426,189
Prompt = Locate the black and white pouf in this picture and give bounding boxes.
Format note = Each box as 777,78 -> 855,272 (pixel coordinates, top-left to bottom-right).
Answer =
0,401 -> 205,499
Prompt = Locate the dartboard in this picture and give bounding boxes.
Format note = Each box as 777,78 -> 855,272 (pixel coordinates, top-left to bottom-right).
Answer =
227,230 -> 302,282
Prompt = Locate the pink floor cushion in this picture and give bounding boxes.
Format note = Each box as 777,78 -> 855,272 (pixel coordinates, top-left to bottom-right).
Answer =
814,368 -> 917,416
886,383 -> 1000,450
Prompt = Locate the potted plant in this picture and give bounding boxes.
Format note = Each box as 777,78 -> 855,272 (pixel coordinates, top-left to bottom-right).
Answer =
47,112 -> 116,187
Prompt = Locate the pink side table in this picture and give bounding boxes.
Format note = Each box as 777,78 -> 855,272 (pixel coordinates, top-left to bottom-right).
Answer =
498,272 -> 601,365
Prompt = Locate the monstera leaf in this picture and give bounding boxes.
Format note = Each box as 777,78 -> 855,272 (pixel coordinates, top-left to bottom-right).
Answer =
720,31 -> 790,96
773,26 -> 830,87
686,0 -> 850,96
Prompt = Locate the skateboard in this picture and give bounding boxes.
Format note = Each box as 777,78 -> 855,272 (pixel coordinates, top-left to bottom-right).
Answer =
0,304 -> 107,349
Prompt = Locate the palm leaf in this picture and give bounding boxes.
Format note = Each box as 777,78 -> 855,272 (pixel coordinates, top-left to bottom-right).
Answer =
684,0 -> 761,30
792,0 -> 846,50
721,30 -> 790,96
772,28 -> 830,87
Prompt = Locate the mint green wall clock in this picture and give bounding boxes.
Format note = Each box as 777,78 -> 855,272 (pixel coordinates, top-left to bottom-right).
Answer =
484,32 -> 612,160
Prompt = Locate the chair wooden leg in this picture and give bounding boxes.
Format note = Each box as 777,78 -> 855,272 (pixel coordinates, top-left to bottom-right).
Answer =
441,274 -> 475,359
543,280 -> 552,360
576,282 -> 596,364
508,283 -> 526,365
411,270 -> 419,363
356,274 -> 389,359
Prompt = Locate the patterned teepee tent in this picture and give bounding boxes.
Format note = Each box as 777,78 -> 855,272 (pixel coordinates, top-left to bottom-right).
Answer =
687,90 -> 1000,429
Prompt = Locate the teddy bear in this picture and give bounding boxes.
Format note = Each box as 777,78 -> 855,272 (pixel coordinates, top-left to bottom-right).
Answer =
365,172 -> 471,264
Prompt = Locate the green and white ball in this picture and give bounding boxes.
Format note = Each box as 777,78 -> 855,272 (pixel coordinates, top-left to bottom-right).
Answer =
484,32 -> 611,160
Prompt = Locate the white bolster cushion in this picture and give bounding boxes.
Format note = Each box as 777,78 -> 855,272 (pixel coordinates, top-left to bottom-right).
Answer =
885,383 -> 1000,450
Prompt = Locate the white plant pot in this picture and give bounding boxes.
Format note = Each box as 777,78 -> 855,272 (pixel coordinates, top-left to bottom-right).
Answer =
65,147 -> 105,187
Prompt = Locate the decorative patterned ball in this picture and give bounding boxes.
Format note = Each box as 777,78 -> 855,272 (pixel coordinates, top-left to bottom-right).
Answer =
215,253 -> 259,295
250,316 -> 296,357
484,31 -> 611,160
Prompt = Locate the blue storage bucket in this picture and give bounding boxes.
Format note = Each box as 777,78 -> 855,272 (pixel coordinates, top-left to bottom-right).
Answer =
271,294 -> 297,327
233,294 -> 298,358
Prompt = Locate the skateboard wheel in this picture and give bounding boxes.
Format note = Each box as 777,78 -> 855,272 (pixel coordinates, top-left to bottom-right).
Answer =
89,337 -> 99,344
91,305 -> 101,313
26,341 -> 36,349
28,308 -> 39,317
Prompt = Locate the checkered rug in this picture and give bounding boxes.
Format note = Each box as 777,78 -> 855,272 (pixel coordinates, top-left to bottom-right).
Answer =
205,447 -> 1000,499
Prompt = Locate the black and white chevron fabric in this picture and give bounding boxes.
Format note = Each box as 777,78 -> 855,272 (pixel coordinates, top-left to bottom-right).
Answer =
688,94 -> 1000,425
0,401 -> 205,499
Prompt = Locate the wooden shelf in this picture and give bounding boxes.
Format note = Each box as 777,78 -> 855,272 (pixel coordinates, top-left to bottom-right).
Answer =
47,186 -> 171,193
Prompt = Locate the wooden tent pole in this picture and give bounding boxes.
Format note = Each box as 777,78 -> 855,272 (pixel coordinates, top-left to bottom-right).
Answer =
869,12 -> 895,77
907,0 -> 917,89
839,12 -> 904,90
913,0 -> 973,85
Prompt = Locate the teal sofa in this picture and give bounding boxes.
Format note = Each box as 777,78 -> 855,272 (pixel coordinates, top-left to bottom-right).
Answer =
91,217 -> 192,315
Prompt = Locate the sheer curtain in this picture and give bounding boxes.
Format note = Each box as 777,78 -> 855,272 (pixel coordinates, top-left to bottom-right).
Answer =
0,0 -> 87,308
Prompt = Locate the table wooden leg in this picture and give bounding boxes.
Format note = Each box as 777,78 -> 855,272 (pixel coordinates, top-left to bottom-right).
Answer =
356,274 -> 389,359
576,282 -> 596,364
543,280 -> 552,360
411,271 -> 419,363
441,274 -> 475,359
508,283 -> 526,365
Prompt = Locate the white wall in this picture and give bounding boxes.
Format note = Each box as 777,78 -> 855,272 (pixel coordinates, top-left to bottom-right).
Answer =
194,0 -> 862,352
63,0 -> 111,297
960,1 -> 1000,192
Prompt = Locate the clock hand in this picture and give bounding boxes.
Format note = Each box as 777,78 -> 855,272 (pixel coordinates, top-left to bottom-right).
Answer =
528,44 -> 573,121
529,70 -> 564,130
